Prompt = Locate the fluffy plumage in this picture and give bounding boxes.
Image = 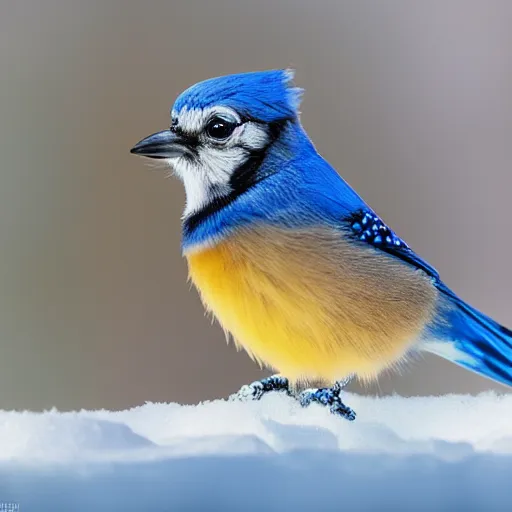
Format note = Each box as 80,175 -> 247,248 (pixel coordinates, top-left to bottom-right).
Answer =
132,69 -> 512,389
187,226 -> 437,383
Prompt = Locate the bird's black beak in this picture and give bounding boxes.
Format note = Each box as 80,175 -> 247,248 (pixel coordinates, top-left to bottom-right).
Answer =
130,130 -> 187,159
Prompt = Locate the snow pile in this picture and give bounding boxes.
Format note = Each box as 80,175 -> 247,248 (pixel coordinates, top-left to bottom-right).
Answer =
1,392 -> 512,511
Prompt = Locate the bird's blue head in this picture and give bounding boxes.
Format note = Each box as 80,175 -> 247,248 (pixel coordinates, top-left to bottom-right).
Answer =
131,70 -> 305,221
173,69 -> 303,123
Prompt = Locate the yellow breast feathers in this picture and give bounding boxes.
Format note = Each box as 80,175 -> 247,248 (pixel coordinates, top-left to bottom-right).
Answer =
186,226 -> 437,384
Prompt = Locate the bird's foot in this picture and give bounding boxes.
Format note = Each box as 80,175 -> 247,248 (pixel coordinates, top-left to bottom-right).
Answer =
299,381 -> 356,421
231,375 -> 356,421
231,374 -> 291,401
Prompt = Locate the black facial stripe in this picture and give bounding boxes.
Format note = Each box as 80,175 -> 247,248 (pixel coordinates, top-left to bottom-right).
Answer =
171,125 -> 199,152
228,149 -> 269,194
183,118 -> 291,236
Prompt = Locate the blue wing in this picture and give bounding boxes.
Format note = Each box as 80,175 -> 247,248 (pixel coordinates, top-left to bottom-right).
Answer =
348,207 -> 512,386
296,153 -> 512,387
344,209 -> 440,280
288,152 -> 440,280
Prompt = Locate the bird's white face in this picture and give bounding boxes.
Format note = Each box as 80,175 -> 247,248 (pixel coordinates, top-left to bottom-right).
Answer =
167,106 -> 270,217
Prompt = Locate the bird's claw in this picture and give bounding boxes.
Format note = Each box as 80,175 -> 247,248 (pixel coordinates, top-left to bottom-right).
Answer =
231,375 -> 291,401
299,383 -> 356,421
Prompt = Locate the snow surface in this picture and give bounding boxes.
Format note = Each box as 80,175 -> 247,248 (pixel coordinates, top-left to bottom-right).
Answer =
1,392 -> 512,511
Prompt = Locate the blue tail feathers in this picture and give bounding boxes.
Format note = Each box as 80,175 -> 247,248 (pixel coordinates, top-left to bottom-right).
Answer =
425,282 -> 512,387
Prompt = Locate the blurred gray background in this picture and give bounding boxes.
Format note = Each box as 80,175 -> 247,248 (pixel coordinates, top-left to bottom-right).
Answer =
0,0 -> 511,410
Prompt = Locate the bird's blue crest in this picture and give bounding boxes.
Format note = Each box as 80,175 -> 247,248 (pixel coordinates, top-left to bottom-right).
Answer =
172,70 -> 303,122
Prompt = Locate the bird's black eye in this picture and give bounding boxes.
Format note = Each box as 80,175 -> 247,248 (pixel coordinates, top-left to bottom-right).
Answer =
205,117 -> 237,140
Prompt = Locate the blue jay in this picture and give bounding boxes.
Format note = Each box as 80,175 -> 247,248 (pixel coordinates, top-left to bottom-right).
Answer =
131,70 -> 512,420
